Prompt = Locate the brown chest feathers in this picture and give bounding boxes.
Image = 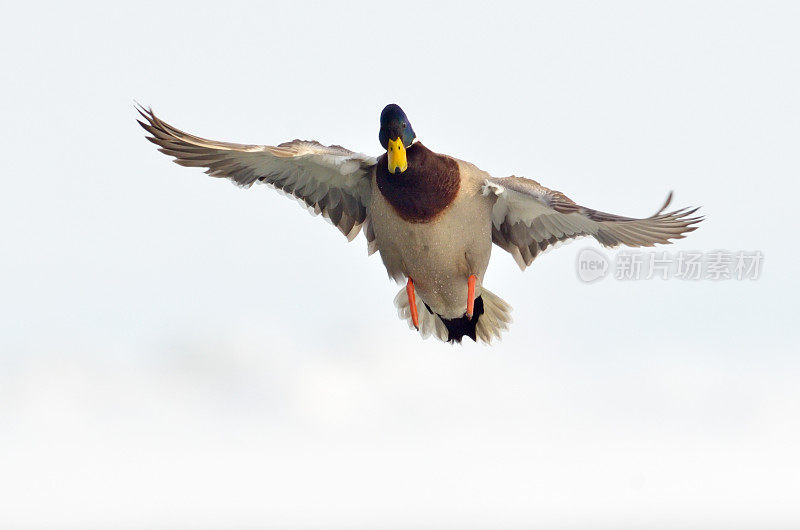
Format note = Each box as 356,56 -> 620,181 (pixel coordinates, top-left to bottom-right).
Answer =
375,143 -> 460,223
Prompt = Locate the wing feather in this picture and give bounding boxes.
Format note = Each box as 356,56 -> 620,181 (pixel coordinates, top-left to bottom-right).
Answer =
484,176 -> 703,270
137,105 -> 377,240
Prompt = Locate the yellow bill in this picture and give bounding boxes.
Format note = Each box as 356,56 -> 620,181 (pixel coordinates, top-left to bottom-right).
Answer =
387,137 -> 408,174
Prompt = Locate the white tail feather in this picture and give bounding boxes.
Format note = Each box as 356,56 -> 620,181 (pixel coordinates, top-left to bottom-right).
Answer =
393,286 -> 513,344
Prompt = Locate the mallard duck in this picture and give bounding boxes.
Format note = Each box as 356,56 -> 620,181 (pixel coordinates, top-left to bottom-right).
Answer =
137,103 -> 702,344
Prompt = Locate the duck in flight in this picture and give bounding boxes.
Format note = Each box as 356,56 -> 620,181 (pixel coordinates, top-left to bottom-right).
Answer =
138,103 -> 702,344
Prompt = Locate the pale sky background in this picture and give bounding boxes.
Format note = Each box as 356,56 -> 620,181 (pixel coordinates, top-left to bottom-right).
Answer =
1,1 -> 799,528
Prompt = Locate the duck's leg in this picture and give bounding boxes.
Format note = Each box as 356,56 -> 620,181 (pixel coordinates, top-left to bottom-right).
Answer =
406,277 -> 419,330
466,274 -> 477,318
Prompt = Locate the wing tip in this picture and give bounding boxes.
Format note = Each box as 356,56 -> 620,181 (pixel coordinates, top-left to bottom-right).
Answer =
133,100 -> 155,122
654,190 -> 674,215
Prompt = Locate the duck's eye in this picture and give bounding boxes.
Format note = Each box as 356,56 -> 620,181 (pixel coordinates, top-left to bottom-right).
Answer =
402,123 -> 406,129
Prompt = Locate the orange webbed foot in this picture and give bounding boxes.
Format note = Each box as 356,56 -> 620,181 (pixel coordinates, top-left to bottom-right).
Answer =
466,274 -> 477,318
406,277 -> 419,330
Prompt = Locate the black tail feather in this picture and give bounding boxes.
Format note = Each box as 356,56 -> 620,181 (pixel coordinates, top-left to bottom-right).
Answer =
425,296 -> 485,344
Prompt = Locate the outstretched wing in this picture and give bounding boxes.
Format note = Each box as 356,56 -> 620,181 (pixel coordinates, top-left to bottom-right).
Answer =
137,105 -> 377,240
484,176 -> 703,270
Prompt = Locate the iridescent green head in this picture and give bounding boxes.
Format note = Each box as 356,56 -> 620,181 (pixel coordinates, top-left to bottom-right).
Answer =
379,104 -> 416,174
